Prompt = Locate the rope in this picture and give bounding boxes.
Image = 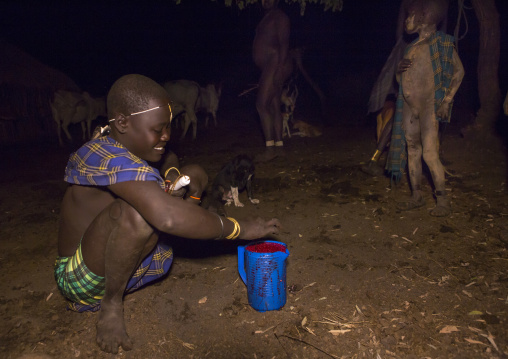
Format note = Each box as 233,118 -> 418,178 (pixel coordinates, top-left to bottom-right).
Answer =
238,84 -> 258,97
454,0 -> 471,52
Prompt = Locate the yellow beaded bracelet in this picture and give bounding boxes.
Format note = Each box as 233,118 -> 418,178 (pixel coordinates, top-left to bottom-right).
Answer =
164,167 -> 180,179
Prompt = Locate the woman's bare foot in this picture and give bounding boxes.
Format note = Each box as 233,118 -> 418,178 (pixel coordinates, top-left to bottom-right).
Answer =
96,302 -> 133,354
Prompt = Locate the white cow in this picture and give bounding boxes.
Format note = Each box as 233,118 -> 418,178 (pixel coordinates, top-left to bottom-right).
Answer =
50,90 -> 106,146
195,83 -> 222,128
163,80 -> 200,140
164,80 -> 222,140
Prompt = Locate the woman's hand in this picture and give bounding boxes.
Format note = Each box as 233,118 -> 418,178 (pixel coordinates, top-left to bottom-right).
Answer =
237,217 -> 281,240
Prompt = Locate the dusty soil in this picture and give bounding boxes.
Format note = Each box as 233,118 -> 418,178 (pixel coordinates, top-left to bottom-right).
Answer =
1,92 -> 507,359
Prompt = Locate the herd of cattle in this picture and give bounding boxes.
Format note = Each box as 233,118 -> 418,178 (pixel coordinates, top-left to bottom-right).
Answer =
50,79 -> 304,146
50,79 -> 223,146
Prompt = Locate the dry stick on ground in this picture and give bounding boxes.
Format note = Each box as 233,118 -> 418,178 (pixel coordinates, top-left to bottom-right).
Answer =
167,331 -> 195,351
389,263 -> 433,282
275,333 -> 341,359
274,332 -> 292,358
426,255 -> 459,281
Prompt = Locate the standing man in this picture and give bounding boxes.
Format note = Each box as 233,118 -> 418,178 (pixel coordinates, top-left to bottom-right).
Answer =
387,0 -> 464,217
252,0 -> 293,162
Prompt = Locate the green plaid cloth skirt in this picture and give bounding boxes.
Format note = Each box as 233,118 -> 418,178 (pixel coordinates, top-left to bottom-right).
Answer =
55,240 -> 173,312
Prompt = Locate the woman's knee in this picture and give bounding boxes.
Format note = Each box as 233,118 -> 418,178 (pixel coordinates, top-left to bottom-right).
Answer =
181,164 -> 208,193
160,151 -> 180,177
109,199 -> 153,236
181,164 -> 207,182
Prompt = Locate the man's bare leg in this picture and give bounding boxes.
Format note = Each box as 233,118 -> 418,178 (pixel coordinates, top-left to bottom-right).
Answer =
420,110 -> 450,217
81,199 -> 158,354
255,67 -> 279,162
272,88 -> 284,143
397,110 -> 425,210
272,88 -> 287,156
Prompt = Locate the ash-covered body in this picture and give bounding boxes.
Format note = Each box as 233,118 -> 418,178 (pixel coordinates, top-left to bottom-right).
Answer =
393,0 -> 464,217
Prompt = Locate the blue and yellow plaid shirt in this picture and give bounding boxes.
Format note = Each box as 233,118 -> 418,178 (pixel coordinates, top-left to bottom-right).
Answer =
58,136 -> 171,313
64,136 -> 164,189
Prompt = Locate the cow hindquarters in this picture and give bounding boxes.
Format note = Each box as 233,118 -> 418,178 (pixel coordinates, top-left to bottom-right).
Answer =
180,110 -> 198,140
51,103 -> 64,146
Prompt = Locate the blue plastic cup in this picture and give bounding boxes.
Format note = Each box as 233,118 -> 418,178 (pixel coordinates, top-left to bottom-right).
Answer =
238,240 -> 290,312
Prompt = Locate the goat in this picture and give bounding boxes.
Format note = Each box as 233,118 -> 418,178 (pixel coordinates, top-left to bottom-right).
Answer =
281,80 -> 298,138
50,90 -> 106,146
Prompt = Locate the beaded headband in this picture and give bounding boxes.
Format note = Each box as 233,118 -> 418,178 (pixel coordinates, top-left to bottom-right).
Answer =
109,104 -> 172,122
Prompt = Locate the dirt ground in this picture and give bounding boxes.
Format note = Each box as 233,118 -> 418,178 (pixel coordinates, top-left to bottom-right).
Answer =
1,90 -> 507,359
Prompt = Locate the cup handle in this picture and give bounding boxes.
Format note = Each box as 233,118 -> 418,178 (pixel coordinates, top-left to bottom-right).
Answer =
238,245 -> 247,285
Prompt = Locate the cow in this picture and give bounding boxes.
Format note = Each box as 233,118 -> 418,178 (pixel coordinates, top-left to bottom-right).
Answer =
50,90 -> 106,146
164,80 -> 222,140
195,83 -> 222,128
163,80 -> 199,140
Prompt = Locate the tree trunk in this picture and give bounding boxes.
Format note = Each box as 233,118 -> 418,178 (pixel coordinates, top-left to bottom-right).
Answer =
470,0 -> 501,134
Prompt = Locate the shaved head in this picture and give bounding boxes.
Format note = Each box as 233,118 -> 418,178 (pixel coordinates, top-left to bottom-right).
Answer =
107,74 -> 169,119
408,0 -> 448,29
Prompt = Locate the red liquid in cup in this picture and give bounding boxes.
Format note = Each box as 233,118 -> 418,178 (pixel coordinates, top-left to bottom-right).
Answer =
246,243 -> 286,253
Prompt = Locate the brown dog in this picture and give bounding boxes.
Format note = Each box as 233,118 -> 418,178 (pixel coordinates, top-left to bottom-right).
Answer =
292,120 -> 322,137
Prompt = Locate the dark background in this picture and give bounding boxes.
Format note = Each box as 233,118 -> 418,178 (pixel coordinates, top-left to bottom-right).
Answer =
1,0 -> 507,118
